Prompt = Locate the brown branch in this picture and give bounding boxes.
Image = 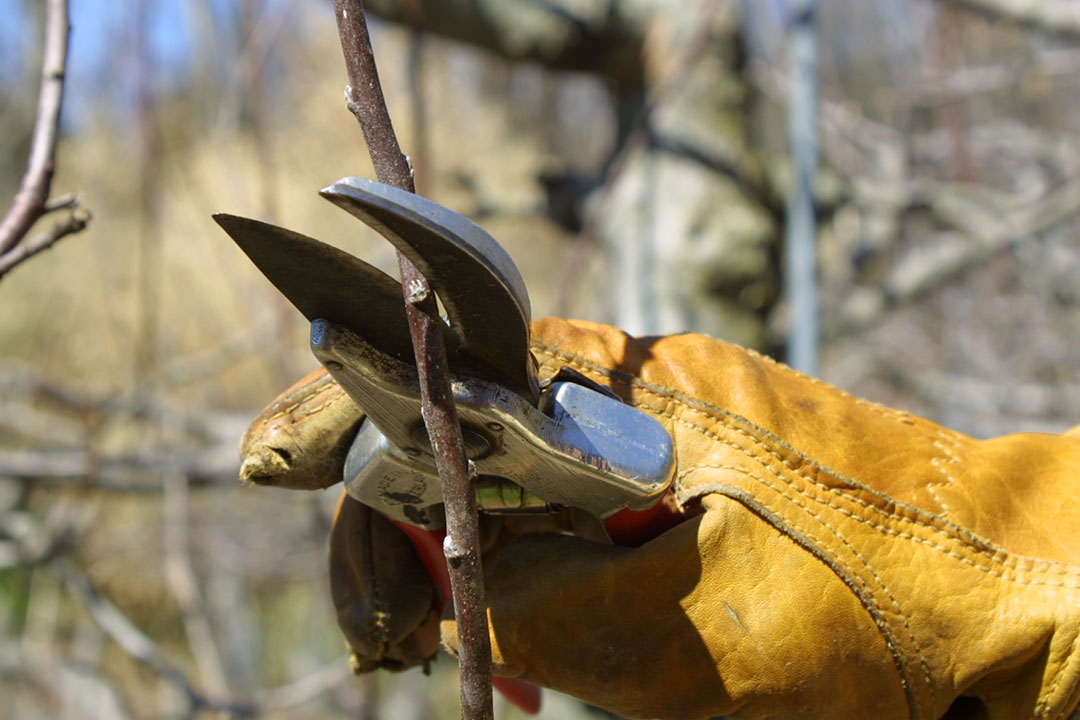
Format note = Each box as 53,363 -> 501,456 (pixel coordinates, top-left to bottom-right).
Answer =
42,192 -> 78,214
822,178 -> 1080,340
331,3 -> 494,719
0,207 -> 89,280
52,559 -> 255,717
254,656 -> 352,710
163,471 -> 231,700
0,0 -> 88,261
0,446 -> 238,484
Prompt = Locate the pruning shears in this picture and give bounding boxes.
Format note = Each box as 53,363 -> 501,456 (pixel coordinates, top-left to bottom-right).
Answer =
214,177 -> 680,713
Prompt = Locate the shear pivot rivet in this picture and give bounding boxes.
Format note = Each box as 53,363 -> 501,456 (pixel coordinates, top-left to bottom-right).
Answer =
404,447 -> 421,457
325,360 -> 343,371
486,422 -> 503,432
406,278 -> 429,304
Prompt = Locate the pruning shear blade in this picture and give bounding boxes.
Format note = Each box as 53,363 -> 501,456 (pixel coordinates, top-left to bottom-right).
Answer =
213,213 -> 418,365
216,179 -> 675,530
320,177 -> 537,401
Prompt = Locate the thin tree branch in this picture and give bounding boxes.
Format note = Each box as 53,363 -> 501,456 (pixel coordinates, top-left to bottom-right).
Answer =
42,192 -> 78,214
822,178 -> 1080,340
0,207 -> 89,280
13,525 -> 348,716
52,559 -> 247,717
254,655 -> 352,710
0,0 -> 87,258
163,471 -> 231,700
331,3 -> 494,719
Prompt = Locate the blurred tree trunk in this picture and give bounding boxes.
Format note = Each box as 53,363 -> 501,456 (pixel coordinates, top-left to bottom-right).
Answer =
364,0 -> 777,348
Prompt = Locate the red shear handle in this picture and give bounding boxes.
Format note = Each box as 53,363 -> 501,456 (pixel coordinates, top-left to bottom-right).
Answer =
390,492 -> 684,716
602,489 -> 684,547
391,521 -> 543,715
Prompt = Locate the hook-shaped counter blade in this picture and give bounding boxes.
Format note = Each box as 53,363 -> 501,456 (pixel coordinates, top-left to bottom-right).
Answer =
320,177 -> 538,403
213,214 -> 418,366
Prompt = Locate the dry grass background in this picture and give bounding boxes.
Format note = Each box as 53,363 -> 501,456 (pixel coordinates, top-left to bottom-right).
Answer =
2,1 -> 1080,718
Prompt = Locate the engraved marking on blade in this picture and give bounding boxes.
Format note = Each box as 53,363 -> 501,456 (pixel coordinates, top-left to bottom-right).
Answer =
377,472 -> 429,506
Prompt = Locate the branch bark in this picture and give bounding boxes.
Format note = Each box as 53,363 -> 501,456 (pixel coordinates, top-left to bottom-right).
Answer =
331,3 -> 494,719
0,0 -> 89,275
0,208 -> 89,279
361,0 -> 645,86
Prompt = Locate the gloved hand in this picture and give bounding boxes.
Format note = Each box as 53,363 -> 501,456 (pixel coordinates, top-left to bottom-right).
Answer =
241,318 -> 1080,720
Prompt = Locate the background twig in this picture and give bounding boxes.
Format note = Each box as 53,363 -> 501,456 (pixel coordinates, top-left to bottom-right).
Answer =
0,0 -> 89,277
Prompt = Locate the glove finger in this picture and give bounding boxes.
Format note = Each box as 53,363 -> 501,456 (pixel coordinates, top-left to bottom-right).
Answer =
240,368 -> 363,490
330,492 -> 441,672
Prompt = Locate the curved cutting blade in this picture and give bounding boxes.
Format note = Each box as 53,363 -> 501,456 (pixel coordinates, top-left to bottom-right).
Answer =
213,214 -> 418,365
319,177 -> 537,402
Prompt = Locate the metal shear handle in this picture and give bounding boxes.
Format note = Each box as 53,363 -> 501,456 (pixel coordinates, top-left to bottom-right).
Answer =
316,319 -> 674,529
215,177 -> 676,527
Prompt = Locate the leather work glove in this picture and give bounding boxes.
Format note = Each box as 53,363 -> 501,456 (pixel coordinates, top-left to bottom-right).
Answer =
241,318 -> 1080,720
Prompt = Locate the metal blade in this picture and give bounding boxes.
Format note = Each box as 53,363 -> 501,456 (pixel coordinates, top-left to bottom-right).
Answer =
213,214 -> 417,365
319,177 -> 537,402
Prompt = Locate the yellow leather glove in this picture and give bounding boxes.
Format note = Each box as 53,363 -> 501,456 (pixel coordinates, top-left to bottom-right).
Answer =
242,318 -> 1080,720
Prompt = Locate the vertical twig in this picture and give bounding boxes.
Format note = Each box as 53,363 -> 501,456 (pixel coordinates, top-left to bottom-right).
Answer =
785,0 -> 820,374
133,0 -> 162,386
0,0 -> 90,277
330,3 -> 495,720
0,0 -> 68,254
240,0 -> 296,388
163,470 -> 231,700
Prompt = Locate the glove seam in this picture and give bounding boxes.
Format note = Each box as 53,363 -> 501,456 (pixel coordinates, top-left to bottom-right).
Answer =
677,453 -> 1079,588
685,472 -> 936,708
1038,623 -> 1080,719
678,421 -> 1080,717
926,431 -> 962,519
533,337 -> 924,430
263,374 -> 352,424
669,410 -> 1080,585
534,340 -> 1080,716
363,505 -> 392,655
535,345 -> 1080,578
692,484 -> 923,720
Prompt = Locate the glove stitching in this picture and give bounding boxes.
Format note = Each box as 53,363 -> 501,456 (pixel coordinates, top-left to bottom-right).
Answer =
733,343 -> 925,428
925,431 -> 962,519
1037,623 -> 1080,718
669,410 -> 1080,585
534,343 -> 1080,716
533,339 -> 922,429
697,476 -> 1080,720
692,482 -> 925,719
665,380 -> 1074,576
363,506 -> 392,658
682,463 -> 937,706
535,347 -> 1079,578
682,453 -> 1080,715
681,455 -> 1080,588
262,375 -> 351,424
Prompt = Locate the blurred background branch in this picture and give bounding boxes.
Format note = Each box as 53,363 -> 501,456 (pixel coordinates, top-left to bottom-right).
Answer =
0,0 -> 90,280
2,0 -> 1080,718
949,0 -> 1080,38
